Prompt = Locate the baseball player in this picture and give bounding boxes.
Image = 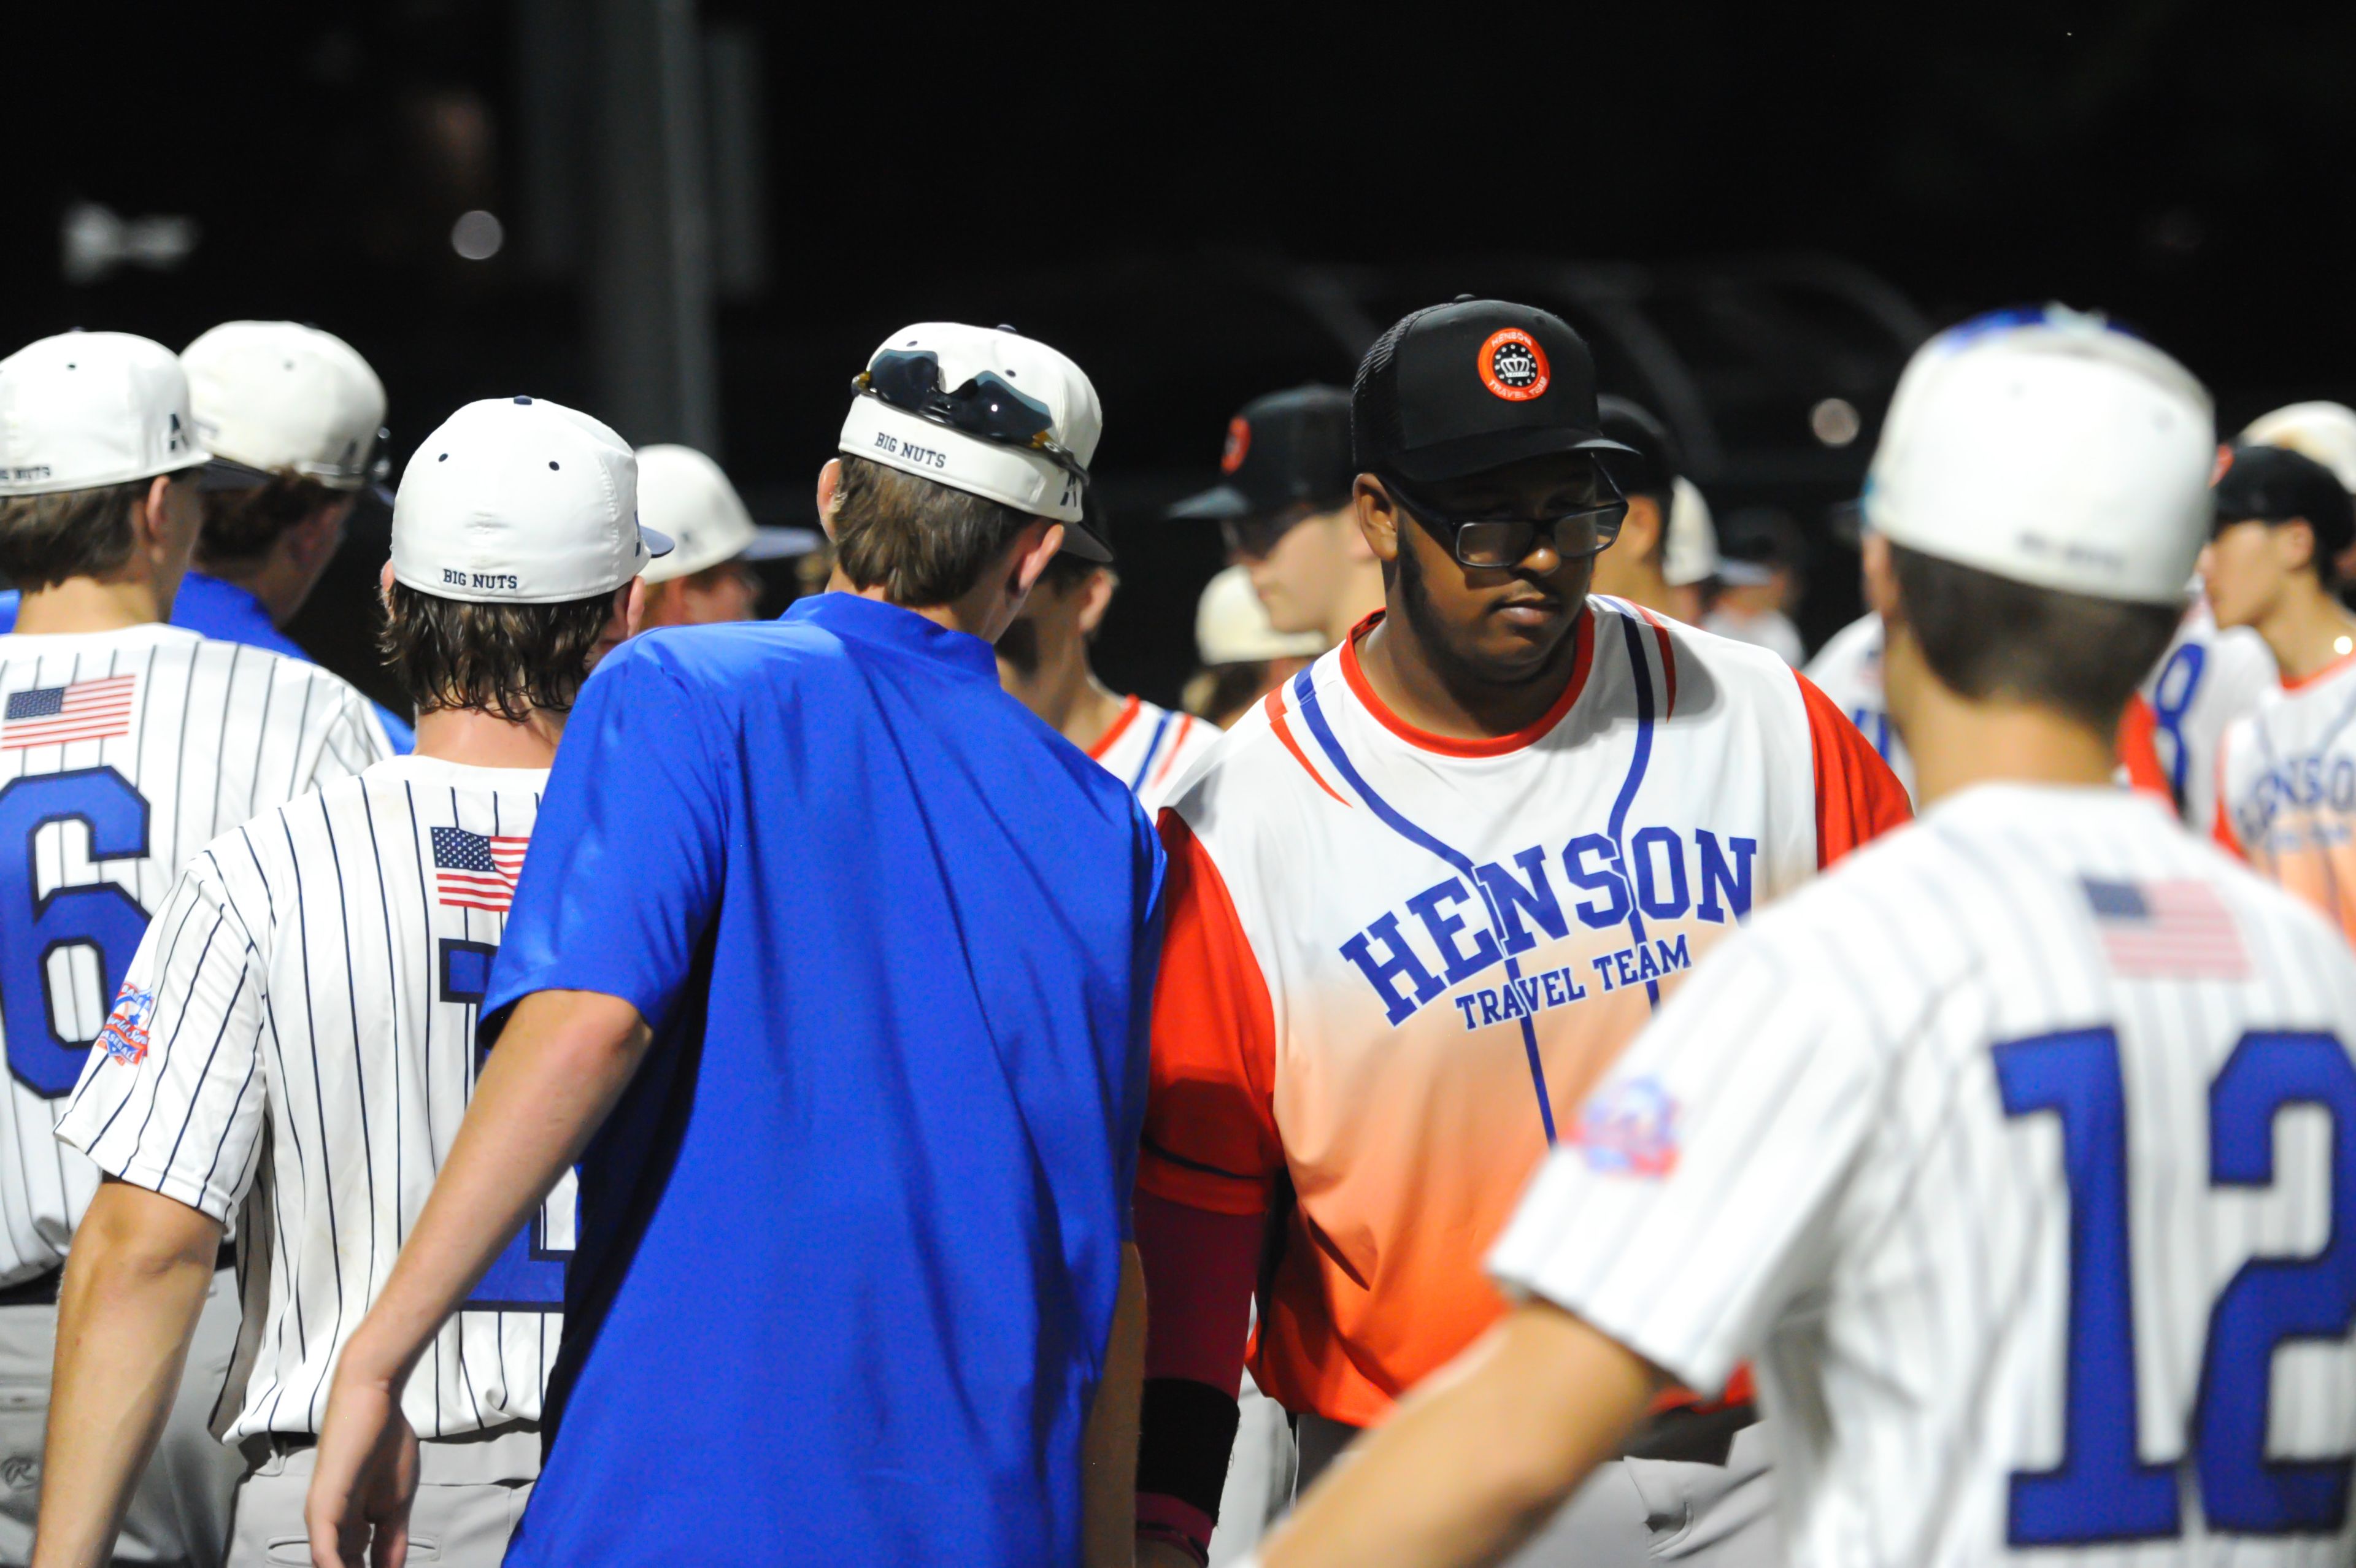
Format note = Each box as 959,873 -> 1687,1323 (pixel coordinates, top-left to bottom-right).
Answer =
633,443 -> 817,626
1585,397 -> 1689,623
0,331 -> 391,1567
304,324 -> 1163,1568
2207,442 -> 2356,940
998,507 -> 1222,814
1184,565 -> 1327,729
1253,307 -> 2356,1568
1169,386 -> 1382,651
1130,298 -> 1909,1568
0,323 -> 415,751
37,396 -> 658,1567
1803,608 -> 1911,797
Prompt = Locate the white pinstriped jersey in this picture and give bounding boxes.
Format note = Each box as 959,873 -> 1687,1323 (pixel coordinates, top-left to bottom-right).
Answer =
57,756 -> 571,1442
0,626 -> 388,1285
1804,613 -> 1914,801
1089,696 -> 1222,815
1492,784 -> 2356,1568
2139,604 -> 2274,832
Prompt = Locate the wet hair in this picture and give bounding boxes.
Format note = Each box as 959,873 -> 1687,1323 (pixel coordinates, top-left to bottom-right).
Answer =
379,582 -> 617,722
830,454 -> 1037,605
1891,544 -> 2179,729
0,478 -> 152,591
198,472 -> 346,567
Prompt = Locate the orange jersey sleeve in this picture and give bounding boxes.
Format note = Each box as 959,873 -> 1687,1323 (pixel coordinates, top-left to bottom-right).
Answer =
1138,812 -> 1283,1217
1795,669 -> 1913,867
2116,693 -> 2174,805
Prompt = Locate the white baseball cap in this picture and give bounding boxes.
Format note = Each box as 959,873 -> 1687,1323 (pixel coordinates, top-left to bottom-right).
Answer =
2238,401 -> 2356,496
1863,306 -> 2212,606
1661,475 -> 1718,588
392,396 -> 672,604
182,321 -> 387,492
1196,564 -> 1328,664
0,331 -> 209,496
839,322 -> 1109,555
634,444 -> 820,584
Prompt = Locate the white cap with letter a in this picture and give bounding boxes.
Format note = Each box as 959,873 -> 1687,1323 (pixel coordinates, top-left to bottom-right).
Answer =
0,331 -> 209,496
1865,305 -> 2213,605
392,396 -> 672,604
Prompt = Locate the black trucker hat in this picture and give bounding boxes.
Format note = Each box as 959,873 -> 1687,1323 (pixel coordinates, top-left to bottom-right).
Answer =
1353,297 -> 1630,485
1168,385 -> 1355,522
2215,443 -> 2356,562
1594,394 -> 1680,503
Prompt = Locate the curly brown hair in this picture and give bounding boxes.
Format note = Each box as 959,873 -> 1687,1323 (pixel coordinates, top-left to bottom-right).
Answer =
0,479 -> 152,591
198,472 -> 347,567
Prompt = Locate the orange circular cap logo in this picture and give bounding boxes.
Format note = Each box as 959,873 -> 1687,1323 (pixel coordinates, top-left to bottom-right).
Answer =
1479,328 -> 1550,402
1220,417 -> 1252,474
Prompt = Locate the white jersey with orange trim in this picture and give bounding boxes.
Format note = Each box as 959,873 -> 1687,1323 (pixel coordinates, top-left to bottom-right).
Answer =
1139,601 -> 1910,1426
1088,694 -> 1222,815
2133,602 -> 2274,831
58,756 -> 566,1442
0,626 -> 389,1285
2214,645 -> 2356,945
1804,612 -> 1913,801
1493,783 -> 2356,1568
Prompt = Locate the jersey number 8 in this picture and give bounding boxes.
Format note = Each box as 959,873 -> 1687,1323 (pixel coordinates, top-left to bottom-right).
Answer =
1996,1025 -> 2355,1542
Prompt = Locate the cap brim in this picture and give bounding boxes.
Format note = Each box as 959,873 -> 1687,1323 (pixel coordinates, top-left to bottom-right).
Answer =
641,526 -> 676,559
1389,428 -> 1636,485
737,526 -> 825,561
1715,560 -> 1777,586
1057,518 -> 1115,564
1165,484 -> 1254,521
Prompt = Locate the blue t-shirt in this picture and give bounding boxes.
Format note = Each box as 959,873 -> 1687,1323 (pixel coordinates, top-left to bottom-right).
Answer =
0,572 -> 416,751
483,592 -> 1166,1568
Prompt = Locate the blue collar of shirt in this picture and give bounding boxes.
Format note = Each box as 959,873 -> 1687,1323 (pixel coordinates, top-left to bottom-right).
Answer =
172,571 -> 310,662
785,592 -> 999,682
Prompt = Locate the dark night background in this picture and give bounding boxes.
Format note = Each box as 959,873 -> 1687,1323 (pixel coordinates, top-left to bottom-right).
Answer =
6,1 -> 2352,709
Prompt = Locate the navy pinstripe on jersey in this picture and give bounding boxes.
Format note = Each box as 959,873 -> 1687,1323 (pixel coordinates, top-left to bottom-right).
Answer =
1491,784 -> 2356,1568
0,625 -> 388,1285
57,756 -> 567,1440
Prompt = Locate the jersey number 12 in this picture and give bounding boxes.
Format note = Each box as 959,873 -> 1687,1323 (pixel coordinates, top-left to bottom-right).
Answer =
1996,1025 -> 2355,1542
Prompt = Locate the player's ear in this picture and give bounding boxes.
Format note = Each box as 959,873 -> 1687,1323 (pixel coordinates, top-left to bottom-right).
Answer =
622,576 -> 647,639
1076,567 -> 1117,636
1620,494 -> 1664,563
1011,520 -> 1065,598
1861,532 -> 1901,622
2281,518 -> 2319,578
815,458 -> 844,542
378,558 -> 396,607
1354,475 -> 1402,564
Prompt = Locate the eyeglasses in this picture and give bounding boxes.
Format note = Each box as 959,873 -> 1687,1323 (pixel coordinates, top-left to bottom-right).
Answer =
852,350 -> 1088,485
1385,471 -> 1628,569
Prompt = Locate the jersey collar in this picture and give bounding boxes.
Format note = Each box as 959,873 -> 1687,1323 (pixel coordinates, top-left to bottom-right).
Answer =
2281,642 -> 2356,694
1086,694 -> 1142,760
785,592 -> 999,683
1338,604 -> 1595,758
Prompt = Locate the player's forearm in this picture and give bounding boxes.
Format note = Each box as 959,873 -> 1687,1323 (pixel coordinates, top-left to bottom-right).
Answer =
33,1182 -> 222,1568
335,990 -> 652,1393
1260,1302 -> 1662,1568
1082,1243 -> 1147,1568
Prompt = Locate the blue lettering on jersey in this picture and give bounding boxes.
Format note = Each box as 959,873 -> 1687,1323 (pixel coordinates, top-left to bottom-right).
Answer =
1341,831 -> 1748,1025
2236,751 -> 2356,849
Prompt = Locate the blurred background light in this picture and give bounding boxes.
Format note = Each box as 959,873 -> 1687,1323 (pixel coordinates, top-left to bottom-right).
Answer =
450,209 -> 505,261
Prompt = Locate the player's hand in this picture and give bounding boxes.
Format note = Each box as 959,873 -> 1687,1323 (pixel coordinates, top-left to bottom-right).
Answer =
306,1366 -> 419,1568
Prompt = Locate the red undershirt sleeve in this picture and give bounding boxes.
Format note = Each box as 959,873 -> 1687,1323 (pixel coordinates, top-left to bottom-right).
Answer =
1795,669 -> 1914,866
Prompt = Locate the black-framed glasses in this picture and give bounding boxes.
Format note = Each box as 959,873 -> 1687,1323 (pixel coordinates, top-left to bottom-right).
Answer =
1385,470 -> 1628,569
852,350 -> 1088,485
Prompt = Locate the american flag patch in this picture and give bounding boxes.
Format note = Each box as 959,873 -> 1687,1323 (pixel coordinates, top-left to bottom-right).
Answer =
432,826 -> 528,913
1,674 -> 136,750
2083,877 -> 2249,979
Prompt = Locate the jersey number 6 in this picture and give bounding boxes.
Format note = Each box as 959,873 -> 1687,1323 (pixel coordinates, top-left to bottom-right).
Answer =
1996,1025 -> 2355,1542
0,769 -> 152,1099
